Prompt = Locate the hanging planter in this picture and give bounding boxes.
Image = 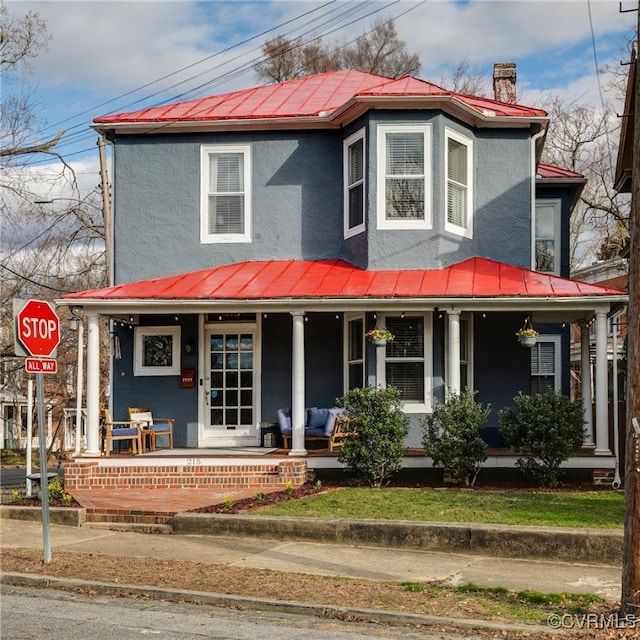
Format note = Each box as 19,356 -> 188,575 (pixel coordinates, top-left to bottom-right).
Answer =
515,319 -> 538,348
365,328 -> 394,347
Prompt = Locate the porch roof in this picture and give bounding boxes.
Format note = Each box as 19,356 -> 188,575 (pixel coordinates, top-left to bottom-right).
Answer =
62,257 -> 626,305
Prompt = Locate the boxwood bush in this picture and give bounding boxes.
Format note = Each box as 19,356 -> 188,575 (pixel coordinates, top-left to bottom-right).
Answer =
498,390 -> 585,487
421,388 -> 490,486
336,386 -> 409,487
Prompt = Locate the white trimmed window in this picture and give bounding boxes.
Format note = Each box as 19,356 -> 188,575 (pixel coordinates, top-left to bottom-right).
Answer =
534,199 -> 561,274
200,145 -> 251,243
384,314 -> 432,411
459,314 -> 473,390
344,315 -> 365,390
344,130 -> 365,238
530,335 -> 561,393
134,326 -> 181,376
377,124 -> 431,230
445,128 -> 473,237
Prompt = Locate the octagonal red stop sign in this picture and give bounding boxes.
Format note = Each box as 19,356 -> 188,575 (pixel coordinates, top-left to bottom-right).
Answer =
16,299 -> 60,357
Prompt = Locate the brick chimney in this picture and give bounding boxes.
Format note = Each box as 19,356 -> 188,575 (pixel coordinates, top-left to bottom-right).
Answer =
493,62 -> 517,104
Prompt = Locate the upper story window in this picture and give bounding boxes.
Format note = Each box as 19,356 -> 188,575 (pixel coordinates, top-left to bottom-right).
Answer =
200,144 -> 251,243
534,199 -> 561,274
445,128 -> 473,238
377,124 -> 431,230
344,130 -> 365,238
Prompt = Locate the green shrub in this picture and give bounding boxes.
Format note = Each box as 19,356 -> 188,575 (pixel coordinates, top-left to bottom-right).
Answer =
337,386 -> 409,487
498,390 -> 585,487
47,476 -> 73,505
422,388 -> 490,486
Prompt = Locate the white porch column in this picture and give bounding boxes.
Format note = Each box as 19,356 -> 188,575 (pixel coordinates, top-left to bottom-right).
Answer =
447,310 -> 461,396
580,322 -> 594,446
84,311 -> 101,456
594,310 -> 611,455
289,311 -> 307,456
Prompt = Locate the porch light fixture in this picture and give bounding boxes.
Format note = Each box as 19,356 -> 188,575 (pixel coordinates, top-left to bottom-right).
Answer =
184,338 -> 195,354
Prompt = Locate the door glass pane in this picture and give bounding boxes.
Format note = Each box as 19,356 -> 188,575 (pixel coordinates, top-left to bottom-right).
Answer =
208,330 -> 255,429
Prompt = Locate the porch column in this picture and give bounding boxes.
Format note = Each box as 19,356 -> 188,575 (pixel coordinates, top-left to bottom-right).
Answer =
580,322 -> 594,446
447,310 -> 461,396
289,311 -> 307,456
84,311 -> 101,456
594,310 -> 611,455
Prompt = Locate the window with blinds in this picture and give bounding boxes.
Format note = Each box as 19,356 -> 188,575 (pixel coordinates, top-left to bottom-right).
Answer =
530,337 -> 560,394
201,145 -> 251,243
346,316 -> 365,390
344,130 -> 365,237
445,128 -> 472,237
376,124 -> 431,230
385,316 -> 425,403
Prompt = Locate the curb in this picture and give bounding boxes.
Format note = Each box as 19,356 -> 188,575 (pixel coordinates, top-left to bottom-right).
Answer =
0,572 -> 563,636
0,506 -> 85,527
173,513 -> 623,565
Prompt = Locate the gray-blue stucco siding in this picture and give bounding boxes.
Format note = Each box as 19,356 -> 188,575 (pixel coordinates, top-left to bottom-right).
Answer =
112,115 -> 534,284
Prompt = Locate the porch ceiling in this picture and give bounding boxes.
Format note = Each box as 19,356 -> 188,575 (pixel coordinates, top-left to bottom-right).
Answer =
60,257 -> 626,318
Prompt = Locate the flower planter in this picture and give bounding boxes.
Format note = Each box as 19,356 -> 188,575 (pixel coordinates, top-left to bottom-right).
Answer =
519,336 -> 537,348
372,338 -> 388,347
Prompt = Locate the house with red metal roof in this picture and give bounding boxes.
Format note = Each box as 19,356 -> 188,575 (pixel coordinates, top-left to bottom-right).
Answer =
61,66 -> 626,480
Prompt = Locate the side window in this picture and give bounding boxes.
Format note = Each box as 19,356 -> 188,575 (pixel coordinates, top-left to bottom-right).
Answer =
377,124 -> 431,230
445,128 -> 473,238
460,314 -> 472,390
344,130 -> 365,238
134,326 -> 181,376
345,315 -> 365,391
200,145 -> 251,243
534,199 -> 561,274
385,314 -> 432,411
530,335 -> 561,393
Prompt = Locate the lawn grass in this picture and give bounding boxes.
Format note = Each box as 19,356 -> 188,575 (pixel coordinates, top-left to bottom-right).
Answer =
254,487 -> 624,528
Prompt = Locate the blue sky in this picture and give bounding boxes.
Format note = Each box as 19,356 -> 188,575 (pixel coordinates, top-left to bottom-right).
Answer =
5,0 -> 637,196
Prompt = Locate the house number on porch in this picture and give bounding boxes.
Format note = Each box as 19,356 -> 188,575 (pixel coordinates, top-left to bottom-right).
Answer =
186,458 -> 201,465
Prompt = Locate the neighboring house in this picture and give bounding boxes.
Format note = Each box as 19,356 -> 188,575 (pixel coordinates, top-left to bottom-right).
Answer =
62,66 -> 626,477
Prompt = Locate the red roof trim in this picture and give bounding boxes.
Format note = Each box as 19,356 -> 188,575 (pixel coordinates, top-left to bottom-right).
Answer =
63,257 -> 626,302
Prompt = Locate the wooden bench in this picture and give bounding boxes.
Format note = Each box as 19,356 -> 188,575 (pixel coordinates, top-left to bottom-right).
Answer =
282,416 -> 357,451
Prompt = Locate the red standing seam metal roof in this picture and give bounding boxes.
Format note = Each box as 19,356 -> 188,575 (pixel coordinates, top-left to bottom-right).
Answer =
93,70 -> 547,125
63,257 -> 625,302
536,164 -> 585,180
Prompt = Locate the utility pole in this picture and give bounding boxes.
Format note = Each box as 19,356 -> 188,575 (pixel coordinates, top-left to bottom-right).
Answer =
621,1 -> 640,617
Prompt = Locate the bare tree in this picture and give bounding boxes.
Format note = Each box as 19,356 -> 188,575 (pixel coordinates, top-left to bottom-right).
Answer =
0,1 -> 108,449
541,97 -> 629,269
254,17 -> 420,83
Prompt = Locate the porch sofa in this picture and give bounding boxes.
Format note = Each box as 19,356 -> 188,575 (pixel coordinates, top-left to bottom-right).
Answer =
277,407 -> 355,451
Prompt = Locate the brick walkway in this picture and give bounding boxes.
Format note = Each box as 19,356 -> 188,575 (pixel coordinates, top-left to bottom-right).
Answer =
69,486 -> 282,525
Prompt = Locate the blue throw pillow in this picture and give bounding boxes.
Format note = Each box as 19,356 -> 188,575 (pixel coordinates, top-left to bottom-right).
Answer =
306,407 -> 329,430
323,407 -> 344,436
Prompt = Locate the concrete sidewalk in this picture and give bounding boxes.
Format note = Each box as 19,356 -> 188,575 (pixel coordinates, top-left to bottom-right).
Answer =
0,517 -> 621,601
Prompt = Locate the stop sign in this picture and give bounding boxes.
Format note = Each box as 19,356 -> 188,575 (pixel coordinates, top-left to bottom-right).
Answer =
16,299 -> 60,357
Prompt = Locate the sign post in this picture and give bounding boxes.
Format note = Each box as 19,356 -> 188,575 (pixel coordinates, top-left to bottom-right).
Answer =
14,299 -> 61,565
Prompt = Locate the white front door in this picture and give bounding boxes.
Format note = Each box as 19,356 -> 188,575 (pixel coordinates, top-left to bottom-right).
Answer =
203,325 -> 258,445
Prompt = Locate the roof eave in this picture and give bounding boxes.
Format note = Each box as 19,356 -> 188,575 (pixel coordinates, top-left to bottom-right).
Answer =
330,95 -> 549,129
